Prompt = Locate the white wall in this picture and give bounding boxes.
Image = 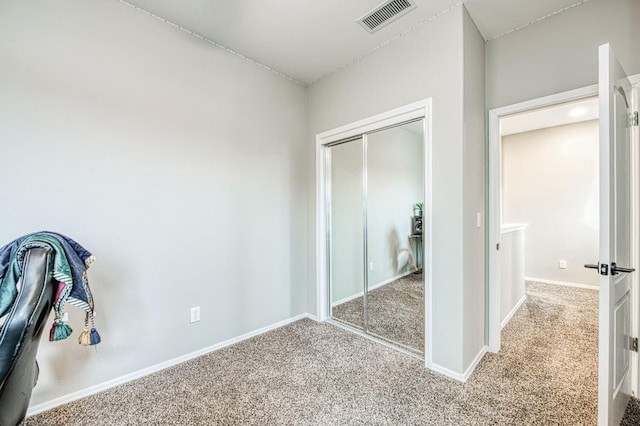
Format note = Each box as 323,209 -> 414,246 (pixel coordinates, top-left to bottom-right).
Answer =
308,5 -> 486,375
486,0 -> 640,109
0,0 -> 307,407
502,120 -> 599,286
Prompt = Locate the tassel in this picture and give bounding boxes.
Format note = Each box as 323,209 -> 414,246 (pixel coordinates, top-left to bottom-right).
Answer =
49,322 -> 56,342
89,328 -> 101,345
50,321 -> 73,341
78,328 -> 91,346
79,312 -> 101,346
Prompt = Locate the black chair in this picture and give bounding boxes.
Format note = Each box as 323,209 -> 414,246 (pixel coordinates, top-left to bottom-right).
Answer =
0,246 -> 56,426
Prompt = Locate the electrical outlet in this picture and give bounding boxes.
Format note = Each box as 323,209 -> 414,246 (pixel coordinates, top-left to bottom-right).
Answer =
369,262 -> 374,271
190,306 -> 201,323
559,260 -> 567,269
476,212 -> 482,228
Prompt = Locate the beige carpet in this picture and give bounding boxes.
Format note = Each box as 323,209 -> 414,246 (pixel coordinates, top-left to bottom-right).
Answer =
332,272 -> 424,352
24,282 -> 640,425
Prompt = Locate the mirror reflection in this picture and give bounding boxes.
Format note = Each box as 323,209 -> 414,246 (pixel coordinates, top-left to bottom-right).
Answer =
328,119 -> 425,354
366,121 -> 424,352
330,138 -> 365,329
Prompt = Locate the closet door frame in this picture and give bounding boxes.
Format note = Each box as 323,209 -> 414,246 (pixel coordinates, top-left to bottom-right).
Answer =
315,98 -> 433,368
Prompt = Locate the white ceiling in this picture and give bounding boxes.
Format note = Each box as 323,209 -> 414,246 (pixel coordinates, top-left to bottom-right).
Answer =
500,97 -> 599,136
124,0 -> 591,85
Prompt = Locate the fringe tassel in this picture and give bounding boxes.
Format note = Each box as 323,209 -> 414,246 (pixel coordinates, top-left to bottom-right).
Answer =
78,312 -> 101,346
49,321 -> 72,341
78,327 -> 101,345
89,328 -> 101,345
78,328 -> 91,346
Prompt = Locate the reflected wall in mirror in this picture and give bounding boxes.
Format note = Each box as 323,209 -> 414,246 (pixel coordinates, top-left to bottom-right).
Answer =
329,139 -> 365,329
366,120 -> 424,352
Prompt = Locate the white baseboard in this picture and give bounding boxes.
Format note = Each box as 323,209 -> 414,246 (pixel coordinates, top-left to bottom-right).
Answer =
27,312 -> 314,417
331,269 -> 416,307
430,363 -> 466,381
305,313 -> 319,322
463,346 -> 488,381
501,295 -> 526,329
430,345 -> 487,382
525,277 -> 598,290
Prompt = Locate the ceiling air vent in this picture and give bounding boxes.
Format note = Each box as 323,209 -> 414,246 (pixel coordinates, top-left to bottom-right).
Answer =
357,0 -> 417,34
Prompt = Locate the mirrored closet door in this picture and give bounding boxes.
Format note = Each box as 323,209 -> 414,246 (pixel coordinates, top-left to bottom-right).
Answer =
328,119 -> 425,355
329,137 -> 365,330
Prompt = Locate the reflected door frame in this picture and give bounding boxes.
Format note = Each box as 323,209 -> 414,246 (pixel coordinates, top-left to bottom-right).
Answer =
315,98 -> 433,369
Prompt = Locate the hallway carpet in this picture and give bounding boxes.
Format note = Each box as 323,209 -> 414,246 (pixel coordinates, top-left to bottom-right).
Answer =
24,282 -> 640,425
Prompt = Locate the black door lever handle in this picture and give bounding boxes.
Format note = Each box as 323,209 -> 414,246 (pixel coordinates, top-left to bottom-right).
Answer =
611,262 -> 635,275
584,263 -> 599,270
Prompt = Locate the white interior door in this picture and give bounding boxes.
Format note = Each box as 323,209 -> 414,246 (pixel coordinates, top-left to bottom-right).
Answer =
598,43 -> 634,426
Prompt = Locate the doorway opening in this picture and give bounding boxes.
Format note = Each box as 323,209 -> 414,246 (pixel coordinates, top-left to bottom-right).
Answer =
499,96 -> 600,327
488,85 -> 600,353
488,93 -> 605,423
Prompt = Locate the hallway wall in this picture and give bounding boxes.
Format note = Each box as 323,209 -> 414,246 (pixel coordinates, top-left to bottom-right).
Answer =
502,120 -> 599,287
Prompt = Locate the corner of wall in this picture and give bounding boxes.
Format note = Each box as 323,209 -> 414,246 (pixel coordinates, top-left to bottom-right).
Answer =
461,6 -> 487,370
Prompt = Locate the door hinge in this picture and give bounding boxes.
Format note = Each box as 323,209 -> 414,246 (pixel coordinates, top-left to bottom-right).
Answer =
633,111 -> 639,127
496,243 -> 500,250
632,337 -> 638,353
